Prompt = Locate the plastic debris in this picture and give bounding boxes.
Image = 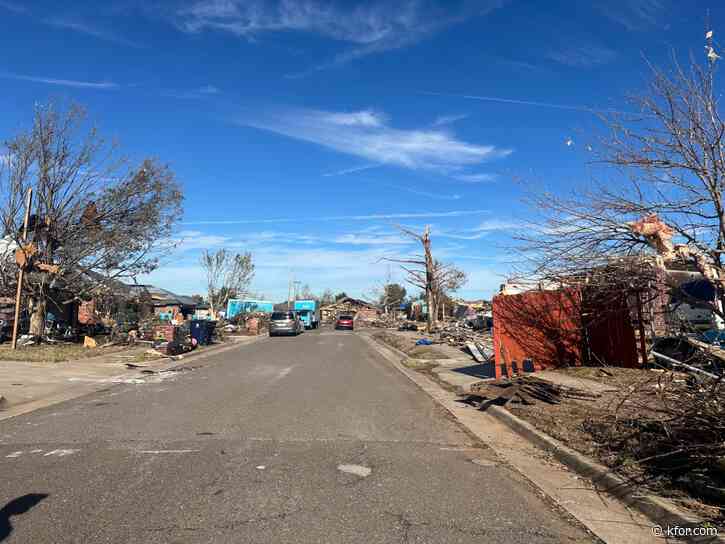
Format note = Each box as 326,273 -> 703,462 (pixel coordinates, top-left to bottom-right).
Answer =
415,338 -> 433,346
707,46 -> 721,62
337,464 -> 372,477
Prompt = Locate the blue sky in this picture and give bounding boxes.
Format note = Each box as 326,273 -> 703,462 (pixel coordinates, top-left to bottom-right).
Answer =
0,0 -> 720,301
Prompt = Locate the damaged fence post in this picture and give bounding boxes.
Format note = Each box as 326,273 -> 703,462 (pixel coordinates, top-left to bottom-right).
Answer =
11,187 -> 33,350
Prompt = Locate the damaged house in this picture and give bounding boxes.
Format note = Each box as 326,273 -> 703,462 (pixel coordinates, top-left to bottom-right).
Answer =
321,297 -> 380,323
492,215 -> 723,379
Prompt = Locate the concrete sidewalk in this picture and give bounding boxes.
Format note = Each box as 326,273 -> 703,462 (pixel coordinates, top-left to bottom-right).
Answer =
0,336 -> 263,421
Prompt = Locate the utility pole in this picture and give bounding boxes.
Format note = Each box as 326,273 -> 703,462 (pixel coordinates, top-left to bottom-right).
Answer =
12,187 -> 33,350
287,271 -> 292,311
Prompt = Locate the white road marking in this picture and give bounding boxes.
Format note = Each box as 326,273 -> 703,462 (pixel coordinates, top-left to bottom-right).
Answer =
256,465 -> 266,470
471,457 -> 498,467
337,464 -> 372,477
44,449 -> 80,457
6,451 -> 23,458
138,449 -> 199,454
30,449 -> 43,453
68,373 -> 181,385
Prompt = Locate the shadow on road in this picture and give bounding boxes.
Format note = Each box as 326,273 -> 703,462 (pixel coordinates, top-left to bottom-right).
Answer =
0,493 -> 48,542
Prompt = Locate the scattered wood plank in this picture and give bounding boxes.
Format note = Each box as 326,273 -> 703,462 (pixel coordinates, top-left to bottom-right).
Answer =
471,375 -> 601,406
475,342 -> 493,362
466,341 -> 485,362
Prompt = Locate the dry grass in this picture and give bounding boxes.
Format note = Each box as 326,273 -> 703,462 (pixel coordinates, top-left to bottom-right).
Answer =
488,367 -> 725,523
0,340 -> 133,363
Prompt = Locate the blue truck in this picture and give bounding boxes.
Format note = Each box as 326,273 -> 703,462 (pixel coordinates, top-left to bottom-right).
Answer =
293,299 -> 320,329
226,299 -> 274,320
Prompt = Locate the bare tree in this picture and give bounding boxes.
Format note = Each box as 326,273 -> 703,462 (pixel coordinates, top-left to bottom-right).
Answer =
0,102 -> 183,336
319,288 -> 335,306
385,226 -> 435,330
299,283 -> 315,300
362,266 -> 407,315
200,249 -> 254,318
381,283 -> 407,313
387,225 -> 466,331
517,43 -> 725,321
431,261 -> 466,320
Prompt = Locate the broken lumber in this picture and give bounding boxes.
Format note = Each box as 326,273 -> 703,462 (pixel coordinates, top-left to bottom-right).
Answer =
471,376 -> 601,406
466,342 -> 485,363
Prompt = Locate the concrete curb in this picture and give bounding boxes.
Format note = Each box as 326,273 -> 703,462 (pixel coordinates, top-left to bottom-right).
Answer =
362,332 -> 722,543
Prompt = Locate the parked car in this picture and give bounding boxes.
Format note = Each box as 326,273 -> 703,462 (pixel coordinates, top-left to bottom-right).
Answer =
269,311 -> 304,336
335,314 -> 354,331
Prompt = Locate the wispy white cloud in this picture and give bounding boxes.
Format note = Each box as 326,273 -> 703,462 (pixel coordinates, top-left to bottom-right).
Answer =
144,239 -> 506,301
0,1 -> 27,14
333,233 -> 411,246
494,58 -> 548,74
392,186 -> 462,200
546,42 -> 617,67
325,109 -> 387,127
0,73 -> 119,90
242,107 -> 510,172
43,17 -> 144,48
422,90 -> 634,115
432,113 -> 468,126
174,0 -> 507,72
175,230 -> 231,250
452,173 -> 497,183
594,0 -> 668,31
183,209 -> 491,225
161,85 -> 222,99
322,164 -> 381,177
437,219 -> 522,239
147,219 -> 515,301
198,84 -> 220,94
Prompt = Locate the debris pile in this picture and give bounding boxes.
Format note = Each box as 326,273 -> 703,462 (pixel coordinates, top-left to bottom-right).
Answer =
469,375 -> 601,406
151,322 -> 195,355
583,371 -> 725,505
321,297 -> 380,324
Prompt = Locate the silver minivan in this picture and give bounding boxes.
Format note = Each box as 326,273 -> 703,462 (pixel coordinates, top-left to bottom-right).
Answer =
269,311 -> 304,336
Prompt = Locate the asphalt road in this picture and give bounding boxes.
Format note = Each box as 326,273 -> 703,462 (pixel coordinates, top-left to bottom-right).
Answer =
0,328 -> 595,543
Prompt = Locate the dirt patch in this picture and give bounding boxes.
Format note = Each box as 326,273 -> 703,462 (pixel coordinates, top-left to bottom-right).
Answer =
372,331 -> 450,360
469,367 -> 724,523
400,358 -> 437,371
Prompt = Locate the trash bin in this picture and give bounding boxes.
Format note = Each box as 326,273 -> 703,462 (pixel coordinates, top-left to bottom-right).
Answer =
191,319 -> 215,346
206,320 -> 217,343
